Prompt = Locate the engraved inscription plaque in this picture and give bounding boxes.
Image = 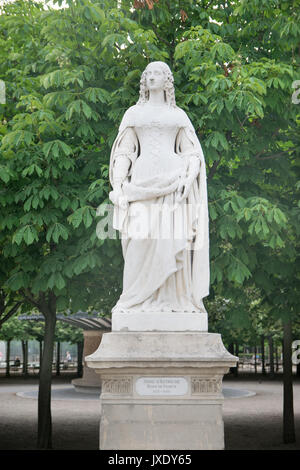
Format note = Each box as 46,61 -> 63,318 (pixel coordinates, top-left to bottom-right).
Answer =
136,377 -> 188,396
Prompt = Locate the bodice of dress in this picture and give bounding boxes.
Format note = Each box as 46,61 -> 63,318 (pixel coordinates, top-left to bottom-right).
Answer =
112,104 -> 199,186
132,125 -> 181,182
135,122 -> 178,158
129,108 -> 188,183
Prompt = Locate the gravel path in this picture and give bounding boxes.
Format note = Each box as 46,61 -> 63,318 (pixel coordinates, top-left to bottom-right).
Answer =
223,376 -> 300,450
0,374 -> 299,450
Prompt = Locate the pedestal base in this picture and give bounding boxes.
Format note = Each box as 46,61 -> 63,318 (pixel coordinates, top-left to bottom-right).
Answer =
72,377 -> 101,393
100,401 -> 224,450
112,311 -> 208,332
71,330 -> 102,393
86,332 -> 237,450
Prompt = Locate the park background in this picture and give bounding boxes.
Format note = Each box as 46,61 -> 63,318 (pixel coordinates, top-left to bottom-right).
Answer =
0,0 -> 299,450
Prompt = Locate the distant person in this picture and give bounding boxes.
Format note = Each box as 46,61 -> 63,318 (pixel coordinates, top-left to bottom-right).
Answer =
14,357 -> 21,367
63,351 -> 72,370
66,351 -> 72,362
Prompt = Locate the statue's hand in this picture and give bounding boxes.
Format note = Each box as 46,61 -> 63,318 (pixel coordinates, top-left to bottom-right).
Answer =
118,195 -> 129,210
109,187 -> 128,210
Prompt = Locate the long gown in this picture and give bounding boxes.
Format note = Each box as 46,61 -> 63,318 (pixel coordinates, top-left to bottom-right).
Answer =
109,103 -> 209,313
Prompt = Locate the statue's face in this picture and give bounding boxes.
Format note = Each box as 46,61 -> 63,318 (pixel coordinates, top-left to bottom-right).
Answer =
145,64 -> 165,91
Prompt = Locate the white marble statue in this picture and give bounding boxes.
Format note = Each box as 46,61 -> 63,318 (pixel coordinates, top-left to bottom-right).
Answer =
109,61 -> 209,315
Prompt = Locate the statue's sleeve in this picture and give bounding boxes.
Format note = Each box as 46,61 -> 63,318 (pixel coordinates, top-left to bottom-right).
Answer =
178,127 -> 203,161
176,109 -> 204,160
111,128 -> 137,188
114,127 -> 137,161
109,107 -> 139,187
175,113 -> 204,181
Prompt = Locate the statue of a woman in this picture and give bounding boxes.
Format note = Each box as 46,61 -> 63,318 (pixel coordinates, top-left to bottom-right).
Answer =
109,61 -> 209,317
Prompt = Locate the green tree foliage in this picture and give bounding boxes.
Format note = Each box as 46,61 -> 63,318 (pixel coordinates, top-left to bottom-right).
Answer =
55,321 -> 83,344
0,1 -> 124,317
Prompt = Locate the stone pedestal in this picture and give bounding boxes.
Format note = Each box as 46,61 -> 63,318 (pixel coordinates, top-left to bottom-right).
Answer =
112,311 -> 208,332
86,327 -> 237,449
72,330 -> 102,393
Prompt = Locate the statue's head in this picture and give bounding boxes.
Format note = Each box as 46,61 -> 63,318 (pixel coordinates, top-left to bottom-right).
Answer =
137,61 -> 176,107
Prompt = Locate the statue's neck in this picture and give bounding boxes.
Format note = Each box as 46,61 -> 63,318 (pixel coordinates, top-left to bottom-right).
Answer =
148,89 -> 165,106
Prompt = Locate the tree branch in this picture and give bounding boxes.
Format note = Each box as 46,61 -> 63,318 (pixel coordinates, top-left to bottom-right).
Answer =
208,158 -> 221,179
0,301 -> 22,328
253,128 -> 281,160
152,25 -> 171,48
254,151 -> 290,161
20,289 -> 41,310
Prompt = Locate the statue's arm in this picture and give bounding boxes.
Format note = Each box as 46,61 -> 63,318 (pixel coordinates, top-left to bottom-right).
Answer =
179,127 -> 201,178
110,127 -> 137,208
112,128 -> 137,189
176,127 -> 201,203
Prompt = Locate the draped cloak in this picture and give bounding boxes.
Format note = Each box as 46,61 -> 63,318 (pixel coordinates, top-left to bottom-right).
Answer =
108,104 -> 210,312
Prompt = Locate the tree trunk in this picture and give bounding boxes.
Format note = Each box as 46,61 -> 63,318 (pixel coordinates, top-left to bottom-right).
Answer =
275,345 -> 279,372
228,343 -> 236,374
261,335 -> 266,375
22,340 -> 26,374
39,340 -> 43,365
283,319 -> 296,444
234,343 -> 239,376
254,345 -> 257,375
269,335 -> 275,379
25,340 -> 28,377
37,309 -> 56,449
56,342 -> 60,376
77,340 -> 83,378
5,340 -> 10,378
22,340 -> 28,377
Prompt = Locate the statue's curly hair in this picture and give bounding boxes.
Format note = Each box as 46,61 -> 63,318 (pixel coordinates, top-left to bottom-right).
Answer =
136,61 -> 176,108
